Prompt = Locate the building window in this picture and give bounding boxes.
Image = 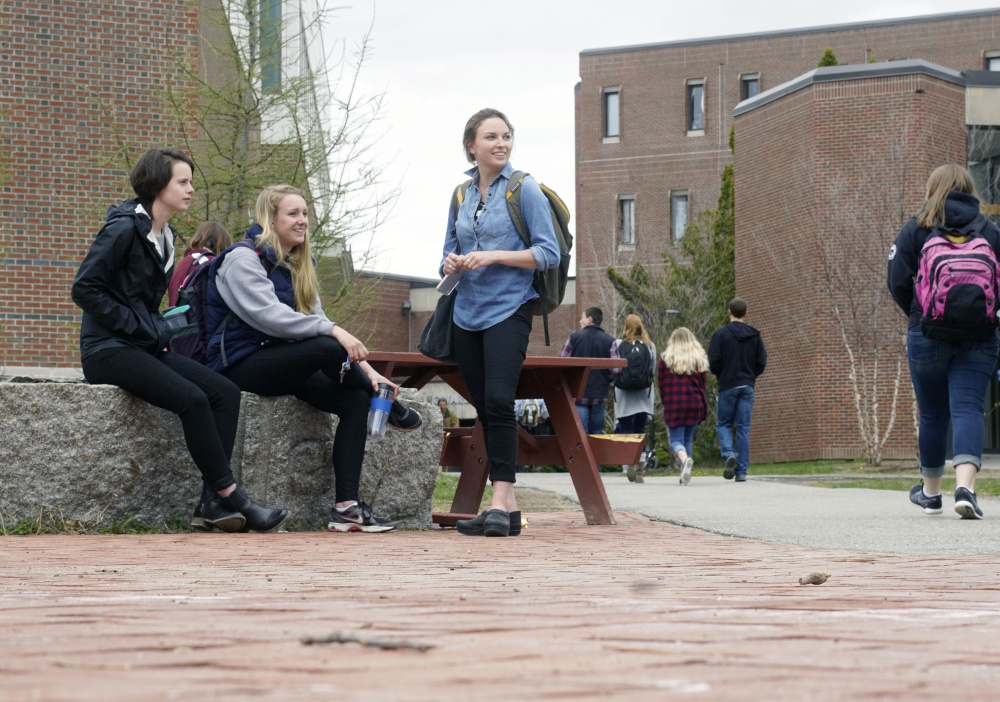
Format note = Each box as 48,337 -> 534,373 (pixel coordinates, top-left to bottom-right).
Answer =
671,191 -> 688,242
686,80 -> 705,134
603,87 -> 620,141
259,0 -> 282,94
619,195 -> 635,246
987,51 -> 1000,71
741,73 -> 760,101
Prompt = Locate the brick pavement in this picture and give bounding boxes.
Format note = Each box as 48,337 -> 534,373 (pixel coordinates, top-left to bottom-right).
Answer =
2,512 -> 999,701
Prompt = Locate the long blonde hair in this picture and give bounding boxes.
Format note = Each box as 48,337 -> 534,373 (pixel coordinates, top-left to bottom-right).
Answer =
252,185 -> 319,314
662,327 -> 708,375
621,314 -> 652,345
916,164 -> 978,229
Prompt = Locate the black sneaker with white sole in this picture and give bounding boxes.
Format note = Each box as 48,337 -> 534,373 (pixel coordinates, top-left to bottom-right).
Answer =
954,487 -> 983,520
388,401 -> 422,432
909,482 -> 943,515
328,501 -> 396,532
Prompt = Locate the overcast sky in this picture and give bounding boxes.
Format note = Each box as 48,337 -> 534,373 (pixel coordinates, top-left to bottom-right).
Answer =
326,1 -> 1000,280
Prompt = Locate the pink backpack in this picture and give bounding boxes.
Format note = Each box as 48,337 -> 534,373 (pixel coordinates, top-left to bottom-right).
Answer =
914,221 -> 1000,342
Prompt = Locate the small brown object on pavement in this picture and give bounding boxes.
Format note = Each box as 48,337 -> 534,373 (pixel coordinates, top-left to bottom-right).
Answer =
799,572 -> 830,585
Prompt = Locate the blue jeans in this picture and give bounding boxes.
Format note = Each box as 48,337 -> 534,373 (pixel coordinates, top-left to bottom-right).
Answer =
907,328 -> 998,476
717,386 -> 755,475
668,423 -> 697,457
576,402 -> 606,434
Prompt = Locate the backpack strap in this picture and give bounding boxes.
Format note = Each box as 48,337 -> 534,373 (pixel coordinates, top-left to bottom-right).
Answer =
505,170 -> 553,345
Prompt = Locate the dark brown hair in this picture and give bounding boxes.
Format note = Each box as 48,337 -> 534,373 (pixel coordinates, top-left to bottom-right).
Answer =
129,148 -> 194,204
184,221 -> 232,256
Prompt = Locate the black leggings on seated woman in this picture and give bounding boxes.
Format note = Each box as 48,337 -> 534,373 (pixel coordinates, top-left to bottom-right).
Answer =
81,347 -> 240,491
221,336 -> 371,503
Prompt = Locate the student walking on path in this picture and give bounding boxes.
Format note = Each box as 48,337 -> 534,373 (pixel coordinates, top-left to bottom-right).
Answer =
708,298 -> 767,482
612,314 -> 656,482
71,148 -> 288,533
204,184 -> 422,533
441,108 -> 561,537
658,327 -> 708,486
560,306 -> 619,435
887,164 -> 1000,519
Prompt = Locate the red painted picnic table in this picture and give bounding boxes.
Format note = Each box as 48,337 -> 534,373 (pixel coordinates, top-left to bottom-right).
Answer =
366,352 -> 641,526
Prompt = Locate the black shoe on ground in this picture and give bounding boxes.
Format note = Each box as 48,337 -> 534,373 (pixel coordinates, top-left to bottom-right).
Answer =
909,482 -> 943,515
458,509 -> 520,536
220,487 -> 289,533
484,509 -> 510,537
954,487 -> 983,520
191,483 -> 246,533
734,473 -> 747,482
328,501 -> 396,532
388,401 -> 422,432
723,455 -> 737,480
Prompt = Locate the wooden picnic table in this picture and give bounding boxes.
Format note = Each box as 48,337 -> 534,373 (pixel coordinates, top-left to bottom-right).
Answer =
366,352 -> 642,526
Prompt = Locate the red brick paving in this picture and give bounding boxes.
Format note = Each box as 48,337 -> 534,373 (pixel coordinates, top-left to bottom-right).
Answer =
2,512 -> 999,700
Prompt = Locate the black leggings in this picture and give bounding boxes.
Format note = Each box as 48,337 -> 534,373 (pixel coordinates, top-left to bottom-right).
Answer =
81,348 -> 240,490
222,336 -> 371,503
452,303 -> 532,484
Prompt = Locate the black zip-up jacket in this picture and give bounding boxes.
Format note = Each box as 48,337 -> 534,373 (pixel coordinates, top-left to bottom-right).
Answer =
708,321 -> 767,392
72,199 -> 174,360
887,191 -> 1000,330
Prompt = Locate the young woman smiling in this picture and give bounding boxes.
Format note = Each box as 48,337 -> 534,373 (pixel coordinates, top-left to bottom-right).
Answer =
204,184 -> 421,533
442,109 -> 561,537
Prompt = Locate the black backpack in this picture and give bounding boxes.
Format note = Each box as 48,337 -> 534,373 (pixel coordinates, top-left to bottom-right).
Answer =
168,253 -> 215,363
453,171 -> 572,345
614,340 -> 653,391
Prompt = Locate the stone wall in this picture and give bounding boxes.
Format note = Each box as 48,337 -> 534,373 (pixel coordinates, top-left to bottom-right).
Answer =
0,383 -> 440,531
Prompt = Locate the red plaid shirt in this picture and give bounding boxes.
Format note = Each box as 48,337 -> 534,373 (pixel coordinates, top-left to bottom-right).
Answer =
657,358 -> 706,426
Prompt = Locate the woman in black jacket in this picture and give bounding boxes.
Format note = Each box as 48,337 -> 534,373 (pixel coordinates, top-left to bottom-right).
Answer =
71,148 -> 287,533
887,164 -> 1000,520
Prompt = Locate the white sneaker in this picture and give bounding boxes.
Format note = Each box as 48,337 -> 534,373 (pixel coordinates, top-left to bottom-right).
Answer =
680,457 -> 693,485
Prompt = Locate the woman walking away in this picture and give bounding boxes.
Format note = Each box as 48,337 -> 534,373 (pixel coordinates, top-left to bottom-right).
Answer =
657,327 -> 708,486
443,108 -> 561,537
205,184 -> 422,534
72,147 -> 288,533
887,164 -> 1000,519
167,221 -> 233,306
613,314 -> 656,483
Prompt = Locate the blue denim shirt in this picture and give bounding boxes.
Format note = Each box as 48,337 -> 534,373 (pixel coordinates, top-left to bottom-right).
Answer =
441,162 -> 560,332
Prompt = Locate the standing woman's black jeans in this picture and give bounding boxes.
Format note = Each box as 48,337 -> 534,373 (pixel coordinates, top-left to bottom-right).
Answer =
221,336 -> 371,503
81,347 -> 241,490
452,302 -> 532,484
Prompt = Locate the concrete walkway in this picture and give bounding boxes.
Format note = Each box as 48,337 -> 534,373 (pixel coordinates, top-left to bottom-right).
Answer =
516,472 -> 1000,555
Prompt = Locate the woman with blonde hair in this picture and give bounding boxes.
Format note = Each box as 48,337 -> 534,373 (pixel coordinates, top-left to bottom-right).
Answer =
204,184 -> 422,533
657,327 -> 709,486
612,314 -> 656,482
888,164 -> 1000,519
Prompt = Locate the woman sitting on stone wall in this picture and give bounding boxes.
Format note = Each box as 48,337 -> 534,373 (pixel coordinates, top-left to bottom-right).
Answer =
203,184 -> 421,534
71,147 -> 288,533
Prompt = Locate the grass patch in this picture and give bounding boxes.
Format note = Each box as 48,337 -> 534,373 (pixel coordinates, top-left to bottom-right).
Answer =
433,472 -> 491,513
810,477 -> 1000,497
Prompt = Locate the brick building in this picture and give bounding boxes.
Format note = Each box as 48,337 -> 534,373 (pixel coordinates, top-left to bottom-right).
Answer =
576,9 -> 1000,461
734,60 -> 968,461
0,1 -> 202,375
575,9 -> 1000,318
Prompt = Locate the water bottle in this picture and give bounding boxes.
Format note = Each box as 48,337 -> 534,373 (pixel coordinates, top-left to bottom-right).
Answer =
367,383 -> 394,440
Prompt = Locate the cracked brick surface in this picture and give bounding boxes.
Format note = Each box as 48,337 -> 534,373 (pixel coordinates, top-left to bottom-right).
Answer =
2,513 -> 999,700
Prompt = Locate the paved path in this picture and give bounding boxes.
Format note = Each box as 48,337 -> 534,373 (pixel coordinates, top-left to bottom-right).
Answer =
515,473 -> 1000,555
3,514 -> 1000,701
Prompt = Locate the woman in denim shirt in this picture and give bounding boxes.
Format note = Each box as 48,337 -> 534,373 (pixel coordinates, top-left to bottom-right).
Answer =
445,108 -> 560,537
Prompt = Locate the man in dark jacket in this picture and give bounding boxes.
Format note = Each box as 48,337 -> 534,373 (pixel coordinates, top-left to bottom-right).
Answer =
708,298 -> 767,481
560,306 -> 619,434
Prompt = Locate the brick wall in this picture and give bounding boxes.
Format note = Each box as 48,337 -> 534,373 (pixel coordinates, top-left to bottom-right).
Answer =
0,0 -> 199,371
576,11 -> 1000,317
735,70 -> 966,461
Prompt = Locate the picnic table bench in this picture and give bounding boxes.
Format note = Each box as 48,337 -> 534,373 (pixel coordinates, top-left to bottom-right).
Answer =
366,352 -> 643,526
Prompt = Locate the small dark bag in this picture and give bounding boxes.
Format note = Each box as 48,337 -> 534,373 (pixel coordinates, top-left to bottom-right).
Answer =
418,292 -> 456,362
